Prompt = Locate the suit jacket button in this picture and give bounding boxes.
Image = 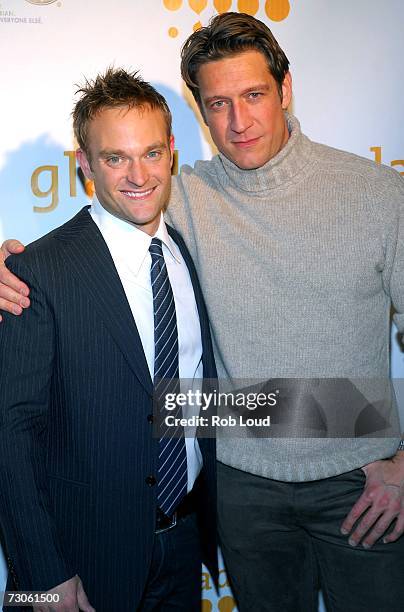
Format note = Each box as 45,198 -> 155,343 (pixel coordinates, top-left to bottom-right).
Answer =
147,414 -> 154,423
146,475 -> 156,486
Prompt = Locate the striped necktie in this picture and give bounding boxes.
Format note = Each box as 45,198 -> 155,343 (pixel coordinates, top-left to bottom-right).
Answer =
149,237 -> 188,516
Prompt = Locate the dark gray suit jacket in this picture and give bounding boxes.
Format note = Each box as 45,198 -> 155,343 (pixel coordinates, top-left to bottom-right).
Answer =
0,207 -> 218,611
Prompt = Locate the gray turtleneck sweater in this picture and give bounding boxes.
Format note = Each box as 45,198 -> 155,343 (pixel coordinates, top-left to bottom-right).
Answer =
165,114 -> 404,481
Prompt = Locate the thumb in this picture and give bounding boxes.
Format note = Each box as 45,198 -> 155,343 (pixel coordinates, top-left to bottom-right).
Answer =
76,577 -> 95,612
1,239 -> 25,259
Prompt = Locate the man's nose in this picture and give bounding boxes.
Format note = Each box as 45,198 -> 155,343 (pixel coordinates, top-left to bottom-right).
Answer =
127,160 -> 149,186
230,101 -> 253,133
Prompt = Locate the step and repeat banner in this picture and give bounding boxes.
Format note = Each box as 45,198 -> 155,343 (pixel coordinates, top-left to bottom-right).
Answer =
1,1 -> 403,610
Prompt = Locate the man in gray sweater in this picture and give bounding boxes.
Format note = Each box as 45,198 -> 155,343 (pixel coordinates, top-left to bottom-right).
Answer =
1,12 -> 404,612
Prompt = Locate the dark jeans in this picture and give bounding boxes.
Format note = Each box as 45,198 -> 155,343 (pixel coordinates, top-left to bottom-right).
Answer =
138,512 -> 202,611
217,461 -> 404,612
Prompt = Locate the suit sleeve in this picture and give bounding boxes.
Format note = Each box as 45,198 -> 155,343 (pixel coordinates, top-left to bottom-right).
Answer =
0,255 -> 75,591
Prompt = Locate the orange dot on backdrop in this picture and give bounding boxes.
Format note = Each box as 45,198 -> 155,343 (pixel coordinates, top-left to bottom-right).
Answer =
237,0 -> 259,15
163,0 -> 182,10
213,0 -> 232,13
265,0 -> 290,21
218,596 -> 237,611
84,179 -> 95,199
189,0 -> 208,14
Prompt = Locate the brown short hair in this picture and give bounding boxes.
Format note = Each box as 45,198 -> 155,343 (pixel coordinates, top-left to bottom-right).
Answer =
72,67 -> 172,153
181,12 -> 289,108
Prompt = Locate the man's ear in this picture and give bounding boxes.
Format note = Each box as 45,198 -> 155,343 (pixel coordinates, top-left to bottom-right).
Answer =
169,135 -> 175,164
76,149 -> 94,180
281,72 -> 292,110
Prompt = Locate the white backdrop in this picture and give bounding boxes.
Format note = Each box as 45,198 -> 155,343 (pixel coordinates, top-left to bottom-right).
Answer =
1,1 -> 403,610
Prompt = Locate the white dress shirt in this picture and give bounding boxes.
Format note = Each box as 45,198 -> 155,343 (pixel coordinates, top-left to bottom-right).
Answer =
90,197 -> 203,491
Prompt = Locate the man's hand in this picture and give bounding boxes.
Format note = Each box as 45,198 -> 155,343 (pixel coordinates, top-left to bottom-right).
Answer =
340,452 -> 404,548
0,239 -> 30,321
33,575 -> 95,612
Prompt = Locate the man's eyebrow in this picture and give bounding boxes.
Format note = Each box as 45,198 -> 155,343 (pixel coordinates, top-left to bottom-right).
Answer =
204,83 -> 271,104
242,84 -> 271,94
99,149 -> 127,158
145,141 -> 167,151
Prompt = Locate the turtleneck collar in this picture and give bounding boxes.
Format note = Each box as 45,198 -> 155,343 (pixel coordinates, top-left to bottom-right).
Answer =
214,113 -> 314,193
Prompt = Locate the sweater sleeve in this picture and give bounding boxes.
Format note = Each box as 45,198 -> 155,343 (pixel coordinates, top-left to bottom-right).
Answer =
164,171 -> 199,260
387,172 -> 404,334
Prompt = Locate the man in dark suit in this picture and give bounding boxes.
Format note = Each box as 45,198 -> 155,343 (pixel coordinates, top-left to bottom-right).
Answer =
0,68 -> 217,612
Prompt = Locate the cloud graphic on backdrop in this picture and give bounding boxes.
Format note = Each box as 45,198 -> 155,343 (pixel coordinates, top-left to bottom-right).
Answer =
0,137 -> 87,244
154,83 -> 204,168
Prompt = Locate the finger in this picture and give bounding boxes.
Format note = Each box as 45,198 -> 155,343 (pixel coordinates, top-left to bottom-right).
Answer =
0,300 -> 22,316
76,580 -> 95,612
0,285 -> 30,312
383,514 -> 404,543
1,239 -> 25,258
347,508 -> 383,546
51,598 -> 79,612
0,265 -> 30,298
340,494 -> 372,535
0,296 -> 29,316
361,513 -> 396,548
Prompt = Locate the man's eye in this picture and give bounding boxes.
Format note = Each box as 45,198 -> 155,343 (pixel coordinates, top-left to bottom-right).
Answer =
106,156 -> 124,166
146,150 -> 162,159
210,100 -> 226,109
248,92 -> 262,99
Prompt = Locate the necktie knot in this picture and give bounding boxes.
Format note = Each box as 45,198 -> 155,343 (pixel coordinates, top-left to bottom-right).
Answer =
149,237 -> 164,260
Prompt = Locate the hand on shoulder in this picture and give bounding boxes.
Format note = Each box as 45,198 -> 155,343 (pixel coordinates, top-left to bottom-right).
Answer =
0,239 -> 30,320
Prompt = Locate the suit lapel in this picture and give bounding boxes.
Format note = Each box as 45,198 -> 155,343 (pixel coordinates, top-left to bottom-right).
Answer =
55,207 -> 153,396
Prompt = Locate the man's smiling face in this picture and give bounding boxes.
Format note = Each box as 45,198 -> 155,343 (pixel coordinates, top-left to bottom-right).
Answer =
77,104 -> 173,235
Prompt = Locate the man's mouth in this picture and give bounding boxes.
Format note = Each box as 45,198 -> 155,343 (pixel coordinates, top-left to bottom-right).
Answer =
120,187 -> 156,200
232,137 -> 261,148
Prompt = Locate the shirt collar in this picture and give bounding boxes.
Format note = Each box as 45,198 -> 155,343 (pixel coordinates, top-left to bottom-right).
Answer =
90,196 -> 181,277
153,214 -> 182,264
